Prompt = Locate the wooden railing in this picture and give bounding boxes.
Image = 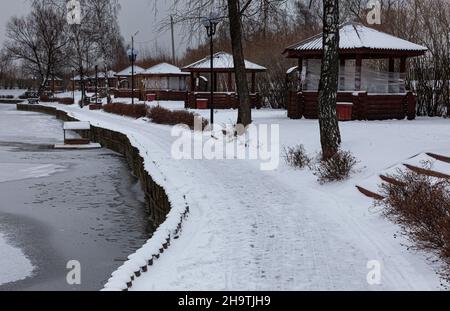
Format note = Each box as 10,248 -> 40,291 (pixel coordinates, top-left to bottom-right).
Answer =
287,91 -> 416,121
185,92 -> 262,109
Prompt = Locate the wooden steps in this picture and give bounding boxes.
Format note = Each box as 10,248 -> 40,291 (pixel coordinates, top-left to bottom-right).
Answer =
356,152 -> 450,200
427,153 -> 450,164
403,163 -> 450,179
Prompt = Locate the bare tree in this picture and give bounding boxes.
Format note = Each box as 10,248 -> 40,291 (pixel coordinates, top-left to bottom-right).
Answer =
318,0 -> 342,160
5,1 -> 67,95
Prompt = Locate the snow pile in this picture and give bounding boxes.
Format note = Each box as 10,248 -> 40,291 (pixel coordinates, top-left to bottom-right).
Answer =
0,233 -> 34,286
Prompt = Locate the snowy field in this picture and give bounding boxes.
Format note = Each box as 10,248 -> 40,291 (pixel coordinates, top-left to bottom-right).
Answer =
41,96 -> 450,291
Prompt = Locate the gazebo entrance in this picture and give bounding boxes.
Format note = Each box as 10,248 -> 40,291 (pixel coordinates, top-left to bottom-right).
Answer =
284,22 -> 428,120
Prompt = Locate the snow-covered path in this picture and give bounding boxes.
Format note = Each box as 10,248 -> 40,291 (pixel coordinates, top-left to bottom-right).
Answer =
45,103 -> 447,291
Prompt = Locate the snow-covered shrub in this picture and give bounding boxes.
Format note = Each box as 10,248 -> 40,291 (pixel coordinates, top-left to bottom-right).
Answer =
147,106 -> 208,130
58,97 -> 74,105
103,102 -> 147,119
314,150 -> 357,183
377,166 -> 450,281
283,145 -> 311,169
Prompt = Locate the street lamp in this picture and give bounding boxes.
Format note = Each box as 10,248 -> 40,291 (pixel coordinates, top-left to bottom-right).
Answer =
127,31 -> 139,105
201,13 -> 220,127
95,64 -> 98,103
72,69 -> 75,105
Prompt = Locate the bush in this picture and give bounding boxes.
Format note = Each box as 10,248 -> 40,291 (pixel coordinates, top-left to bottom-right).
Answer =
377,165 -> 450,281
58,97 -> 74,105
103,103 -> 147,119
147,106 -> 208,130
283,145 -> 311,169
314,150 -> 357,183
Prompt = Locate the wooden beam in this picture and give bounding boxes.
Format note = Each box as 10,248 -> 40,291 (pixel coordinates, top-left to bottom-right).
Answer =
228,72 -> 233,92
389,58 -> 395,93
400,57 -> 407,93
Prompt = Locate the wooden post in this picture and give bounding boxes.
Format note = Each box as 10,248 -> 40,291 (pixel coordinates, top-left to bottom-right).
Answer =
251,72 -> 256,94
190,73 -> 195,91
213,72 -> 218,92
339,58 -> 346,91
400,57 -> 407,93
228,72 -> 233,92
355,56 -> 362,91
298,58 -> 303,91
406,91 -> 416,120
388,58 -> 395,93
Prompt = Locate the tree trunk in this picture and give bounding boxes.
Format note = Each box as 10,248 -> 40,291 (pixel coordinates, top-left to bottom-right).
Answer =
318,0 -> 341,160
227,0 -> 252,127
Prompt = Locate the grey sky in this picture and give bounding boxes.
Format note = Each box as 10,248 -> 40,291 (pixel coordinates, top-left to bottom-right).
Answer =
0,0 -> 194,58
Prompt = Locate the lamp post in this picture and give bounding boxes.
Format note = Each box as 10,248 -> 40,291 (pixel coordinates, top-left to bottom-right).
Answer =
127,31 -> 139,105
95,65 -> 98,104
72,70 -> 75,104
201,13 -> 220,127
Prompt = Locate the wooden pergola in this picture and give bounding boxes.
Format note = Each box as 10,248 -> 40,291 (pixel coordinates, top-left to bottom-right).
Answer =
284,22 -> 428,120
182,52 -> 267,109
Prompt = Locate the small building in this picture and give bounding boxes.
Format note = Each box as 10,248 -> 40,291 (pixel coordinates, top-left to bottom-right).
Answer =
284,22 -> 428,120
89,70 -> 117,89
182,52 -> 267,109
137,63 -> 189,101
114,65 -> 145,98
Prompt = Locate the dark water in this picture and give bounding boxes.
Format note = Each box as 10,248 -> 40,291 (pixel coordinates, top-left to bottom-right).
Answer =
0,105 -> 152,291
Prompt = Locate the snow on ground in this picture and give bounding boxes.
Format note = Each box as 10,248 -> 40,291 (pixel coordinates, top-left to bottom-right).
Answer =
0,233 -> 34,285
42,96 -> 450,290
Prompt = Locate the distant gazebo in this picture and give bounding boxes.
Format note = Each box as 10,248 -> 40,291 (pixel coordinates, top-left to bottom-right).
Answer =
137,63 -> 189,101
114,65 -> 145,98
182,52 -> 267,109
284,22 -> 428,120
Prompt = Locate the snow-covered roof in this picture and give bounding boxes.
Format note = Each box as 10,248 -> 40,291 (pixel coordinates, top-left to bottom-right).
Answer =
285,22 -> 428,54
141,63 -> 189,76
182,52 -> 266,72
92,70 -> 116,79
115,65 -> 145,77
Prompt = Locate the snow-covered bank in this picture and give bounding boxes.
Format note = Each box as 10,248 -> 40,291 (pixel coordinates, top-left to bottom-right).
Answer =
40,99 -> 449,291
0,233 -> 34,286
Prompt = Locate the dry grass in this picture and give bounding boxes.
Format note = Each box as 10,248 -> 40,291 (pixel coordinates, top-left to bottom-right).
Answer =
377,164 -> 450,281
283,145 -> 311,169
313,150 -> 358,184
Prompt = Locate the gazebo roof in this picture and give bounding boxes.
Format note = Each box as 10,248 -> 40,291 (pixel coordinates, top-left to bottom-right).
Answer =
182,52 -> 267,73
89,70 -> 116,79
284,22 -> 428,58
115,65 -> 145,77
140,63 -> 189,76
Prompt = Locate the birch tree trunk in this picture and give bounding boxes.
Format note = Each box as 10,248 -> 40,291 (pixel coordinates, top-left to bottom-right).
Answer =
318,0 -> 342,160
227,0 -> 252,127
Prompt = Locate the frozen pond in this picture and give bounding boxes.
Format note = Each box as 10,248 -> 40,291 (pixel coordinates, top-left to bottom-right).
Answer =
0,104 -> 152,291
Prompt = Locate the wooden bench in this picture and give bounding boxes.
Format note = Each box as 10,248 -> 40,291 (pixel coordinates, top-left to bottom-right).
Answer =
63,121 -> 91,145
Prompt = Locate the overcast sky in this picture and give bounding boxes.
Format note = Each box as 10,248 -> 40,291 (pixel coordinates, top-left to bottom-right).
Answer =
0,0 -> 195,58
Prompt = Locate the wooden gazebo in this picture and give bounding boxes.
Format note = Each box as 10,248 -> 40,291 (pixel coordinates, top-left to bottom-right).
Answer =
137,63 -> 189,101
182,52 -> 266,109
114,65 -> 145,98
284,22 -> 428,120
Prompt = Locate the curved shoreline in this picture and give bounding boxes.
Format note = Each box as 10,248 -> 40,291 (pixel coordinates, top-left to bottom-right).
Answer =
16,103 -> 189,291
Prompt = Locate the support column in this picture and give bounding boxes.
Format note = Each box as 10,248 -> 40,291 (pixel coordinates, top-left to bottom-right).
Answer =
400,57 -> 407,93
339,58 -> 346,91
251,72 -> 256,94
355,56 -> 362,91
298,58 -> 303,91
190,73 -> 195,91
213,72 -> 218,92
388,58 -> 395,93
228,72 -> 233,92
